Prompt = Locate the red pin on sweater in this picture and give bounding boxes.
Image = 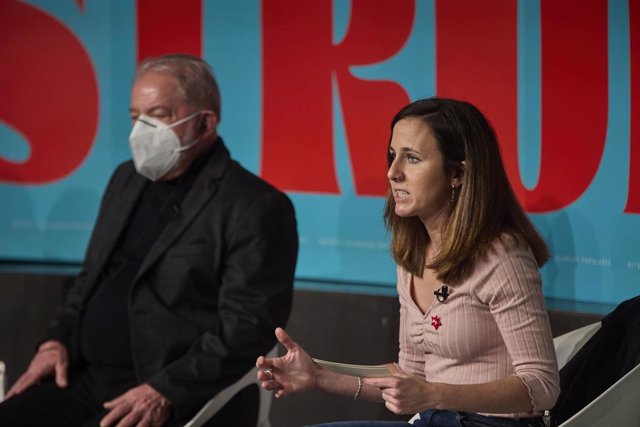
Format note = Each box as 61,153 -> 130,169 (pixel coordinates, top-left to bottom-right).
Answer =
431,315 -> 442,330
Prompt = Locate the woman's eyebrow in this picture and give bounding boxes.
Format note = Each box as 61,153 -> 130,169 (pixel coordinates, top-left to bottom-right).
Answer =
399,146 -> 420,154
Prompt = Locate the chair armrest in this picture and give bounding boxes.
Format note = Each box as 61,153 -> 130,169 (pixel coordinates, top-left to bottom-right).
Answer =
183,346 -> 278,427
408,413 -> 421,424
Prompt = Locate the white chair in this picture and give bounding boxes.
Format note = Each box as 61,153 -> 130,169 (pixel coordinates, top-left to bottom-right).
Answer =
559,362 -> 640,427
183,346 -> 278,427
0,360 -> 5,402
409,321 -> 640,426
553,322 -> 600,369
554,322 -> 640,427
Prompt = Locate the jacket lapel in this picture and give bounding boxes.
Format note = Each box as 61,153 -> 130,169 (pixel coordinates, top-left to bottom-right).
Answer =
134,141 -> 230,282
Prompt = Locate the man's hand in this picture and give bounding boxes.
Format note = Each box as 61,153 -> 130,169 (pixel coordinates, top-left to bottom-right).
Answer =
6,340 -> 68,398
100,384 -> 172,427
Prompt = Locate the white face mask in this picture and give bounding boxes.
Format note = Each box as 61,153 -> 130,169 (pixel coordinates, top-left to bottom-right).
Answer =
128,111 -> 202,181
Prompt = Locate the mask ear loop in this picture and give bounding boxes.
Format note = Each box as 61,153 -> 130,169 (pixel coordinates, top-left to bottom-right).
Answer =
167,110 -> 203,129
171,111 -> 205,153
175,139 -> 200,153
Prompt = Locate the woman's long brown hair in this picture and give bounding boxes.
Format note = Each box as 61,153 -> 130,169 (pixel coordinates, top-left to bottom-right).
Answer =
384,98 -> 549,284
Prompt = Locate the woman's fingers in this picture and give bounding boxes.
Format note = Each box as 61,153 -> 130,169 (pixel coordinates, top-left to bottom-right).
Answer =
256,355 -> 271,369
362,376 -> 398,389
275,388 -> 289,399
274,327 -> 298,352
260,379 -> 283,392
256,327 -> 317,399
257,369 -> 275,382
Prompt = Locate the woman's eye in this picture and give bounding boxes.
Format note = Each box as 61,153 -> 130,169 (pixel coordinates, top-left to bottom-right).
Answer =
408,155 -> 420,163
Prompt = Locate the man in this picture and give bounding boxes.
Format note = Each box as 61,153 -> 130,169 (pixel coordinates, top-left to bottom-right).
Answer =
0,54 -> 298,426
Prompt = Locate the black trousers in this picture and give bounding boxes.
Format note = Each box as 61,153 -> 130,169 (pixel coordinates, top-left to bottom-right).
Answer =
0,378 -> 259,427
0,379 -> 104,427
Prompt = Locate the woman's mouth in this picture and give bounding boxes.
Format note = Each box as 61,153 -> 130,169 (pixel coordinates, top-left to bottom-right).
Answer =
394,189 -> 409,200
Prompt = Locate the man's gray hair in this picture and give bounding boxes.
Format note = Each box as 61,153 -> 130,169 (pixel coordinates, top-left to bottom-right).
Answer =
137,54 -> 221,120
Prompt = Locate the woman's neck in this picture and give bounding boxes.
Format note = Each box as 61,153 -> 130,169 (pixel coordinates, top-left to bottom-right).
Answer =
421,211 -> 450,255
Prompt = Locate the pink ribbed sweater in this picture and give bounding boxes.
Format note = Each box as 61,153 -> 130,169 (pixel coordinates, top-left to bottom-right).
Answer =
397,238 -> 560,418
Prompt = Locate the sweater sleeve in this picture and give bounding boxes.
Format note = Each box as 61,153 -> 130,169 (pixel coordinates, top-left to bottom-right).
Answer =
475,243 -> 560,412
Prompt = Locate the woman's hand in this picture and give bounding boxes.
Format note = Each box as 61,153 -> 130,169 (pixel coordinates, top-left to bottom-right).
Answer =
256,327 -> 318,398
364,373 -> 437,415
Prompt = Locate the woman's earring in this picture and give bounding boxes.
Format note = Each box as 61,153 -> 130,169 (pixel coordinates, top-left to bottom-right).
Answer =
450,184 -> 458,203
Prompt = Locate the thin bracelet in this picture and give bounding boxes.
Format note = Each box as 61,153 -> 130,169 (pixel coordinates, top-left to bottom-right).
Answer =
353,376 -> 362,400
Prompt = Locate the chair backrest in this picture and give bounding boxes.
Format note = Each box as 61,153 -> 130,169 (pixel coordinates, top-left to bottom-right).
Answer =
553,322 -> 600,369
183,346 -> 278,427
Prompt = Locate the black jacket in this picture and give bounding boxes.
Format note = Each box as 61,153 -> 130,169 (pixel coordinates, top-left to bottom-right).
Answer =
44,140 -> 298,422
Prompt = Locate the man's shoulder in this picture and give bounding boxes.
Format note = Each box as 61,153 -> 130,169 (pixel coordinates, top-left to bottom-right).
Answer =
113,159 -> 135,174
205,140 -> 283,197
223,160 -> 285,197
217,160 -> 295,217
98,160 -> 140,197
107,159 -> 137,184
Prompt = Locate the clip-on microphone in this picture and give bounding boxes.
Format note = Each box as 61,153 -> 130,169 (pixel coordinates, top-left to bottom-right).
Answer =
434,285 -> 449,302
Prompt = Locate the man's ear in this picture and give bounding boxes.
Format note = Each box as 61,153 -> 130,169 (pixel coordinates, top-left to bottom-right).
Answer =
200,111 -> 218,135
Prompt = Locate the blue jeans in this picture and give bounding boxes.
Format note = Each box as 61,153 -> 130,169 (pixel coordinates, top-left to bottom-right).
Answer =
308,409 -> 545,427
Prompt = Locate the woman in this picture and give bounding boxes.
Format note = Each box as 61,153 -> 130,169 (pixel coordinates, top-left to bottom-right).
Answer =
256,98 -> 560,427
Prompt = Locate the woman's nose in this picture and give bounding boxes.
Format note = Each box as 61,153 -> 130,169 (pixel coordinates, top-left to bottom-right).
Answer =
387,162 -> 403,182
